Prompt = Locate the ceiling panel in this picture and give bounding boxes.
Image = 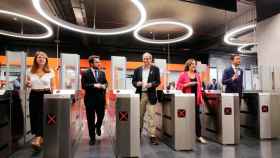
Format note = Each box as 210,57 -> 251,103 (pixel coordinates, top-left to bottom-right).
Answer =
0,0 -> 255,54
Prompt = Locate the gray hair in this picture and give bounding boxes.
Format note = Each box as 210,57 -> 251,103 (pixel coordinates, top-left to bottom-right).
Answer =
142,52 -> 152,59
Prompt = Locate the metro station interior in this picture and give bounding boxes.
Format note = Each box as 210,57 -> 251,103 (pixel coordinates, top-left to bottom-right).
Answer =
0,0 -> 280,158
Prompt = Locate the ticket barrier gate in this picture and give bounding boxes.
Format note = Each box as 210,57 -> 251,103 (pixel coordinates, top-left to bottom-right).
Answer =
202,91 -> 240,145
241,92 -> 280,139
113,90 -> 140,158
43,90 -> 83,158
157,90 -> 195,151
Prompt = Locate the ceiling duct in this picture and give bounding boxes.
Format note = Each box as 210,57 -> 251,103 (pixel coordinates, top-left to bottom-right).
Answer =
71,0 -> 87,26
239,0 -> 256,6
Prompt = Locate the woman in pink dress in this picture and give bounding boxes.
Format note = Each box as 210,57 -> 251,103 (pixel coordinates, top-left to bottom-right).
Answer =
176,58 -> 207,144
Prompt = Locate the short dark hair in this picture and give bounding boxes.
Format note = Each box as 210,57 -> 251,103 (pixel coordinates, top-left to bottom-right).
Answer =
230,54 -> 240,61
88,55 -> 99,64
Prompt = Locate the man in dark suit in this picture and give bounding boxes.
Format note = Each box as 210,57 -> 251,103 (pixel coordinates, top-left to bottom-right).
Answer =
82,55 -> 107,145
132,52 -> 160,145
222,54 -> 243,94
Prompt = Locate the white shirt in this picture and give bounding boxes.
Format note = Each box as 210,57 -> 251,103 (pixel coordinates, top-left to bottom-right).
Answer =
232,65 -> 241,76
91,68 -> 99,80
28,69 -> 54,89
142,67 -> 150,91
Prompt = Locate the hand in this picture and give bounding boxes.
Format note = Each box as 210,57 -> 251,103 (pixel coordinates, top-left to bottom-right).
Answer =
145,83 -> 152,88
94,83 -> 102,88
136,81 -> 142,86
101,84 -> 106,89
26,80 -> 32,88
231,74 -> 238,81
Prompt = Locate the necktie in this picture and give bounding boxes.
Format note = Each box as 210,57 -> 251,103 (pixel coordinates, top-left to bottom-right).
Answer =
95,70 -> 98,81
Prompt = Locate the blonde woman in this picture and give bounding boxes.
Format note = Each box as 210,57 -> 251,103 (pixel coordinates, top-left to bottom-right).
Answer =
176,58 -> 207,144
26,51 -> 54,150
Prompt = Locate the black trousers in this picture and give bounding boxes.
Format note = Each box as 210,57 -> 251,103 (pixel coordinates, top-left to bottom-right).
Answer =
84,95 -> 105,140
29,90 -> 51,137
195,105 -> 202,137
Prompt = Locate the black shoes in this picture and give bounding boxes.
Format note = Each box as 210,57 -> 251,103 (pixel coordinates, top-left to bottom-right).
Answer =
96,127 -> 101,136
89,138 -> 96,146
150,137 -> 159,145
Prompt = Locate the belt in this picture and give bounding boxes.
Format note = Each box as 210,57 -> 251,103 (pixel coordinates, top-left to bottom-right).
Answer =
31,88 -> 51,92
141,91 -> 148,93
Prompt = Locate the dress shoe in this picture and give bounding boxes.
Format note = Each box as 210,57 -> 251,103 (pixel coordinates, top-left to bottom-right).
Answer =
31,137 -> 41,151
197,137 -> 207,144
96,128 -> 101,136
39,137 -> 44,145
150,137 -> 159,145
89,138 -> 96,146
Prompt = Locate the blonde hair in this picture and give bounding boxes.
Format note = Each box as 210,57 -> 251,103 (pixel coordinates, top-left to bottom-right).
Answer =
184,58 -> 196,72
31,51 -> 50,73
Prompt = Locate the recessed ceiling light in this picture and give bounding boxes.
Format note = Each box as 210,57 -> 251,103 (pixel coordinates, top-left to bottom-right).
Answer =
224,23 -> 256,46
32,0 -> 147,35
0,9 -> 53,39
133,19 -> 193,44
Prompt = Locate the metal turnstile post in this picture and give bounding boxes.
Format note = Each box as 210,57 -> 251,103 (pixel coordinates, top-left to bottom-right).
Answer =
43,91 -> 83,158
242,92 -> 280,139
160,90 -> 195,150
114,90 -> 140,158
203,92 -> 240,145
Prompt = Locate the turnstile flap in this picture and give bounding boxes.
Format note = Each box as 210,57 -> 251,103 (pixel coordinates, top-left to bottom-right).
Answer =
52,89 -> 76,95
113,89 -> 139,98
221,93 -> 239,97
163,90 -> 182,94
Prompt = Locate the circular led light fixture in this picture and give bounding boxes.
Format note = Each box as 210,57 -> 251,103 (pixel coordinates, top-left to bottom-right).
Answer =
32,0 -> 146,35
0,9 -> 53,39
133,19 -> 193,44
224,23 -> 256,46
238,43 -> 257,53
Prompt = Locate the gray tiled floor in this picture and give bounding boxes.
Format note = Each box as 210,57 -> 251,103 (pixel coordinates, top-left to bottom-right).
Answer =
11,136 -> 280,158
9,114 -> 280,158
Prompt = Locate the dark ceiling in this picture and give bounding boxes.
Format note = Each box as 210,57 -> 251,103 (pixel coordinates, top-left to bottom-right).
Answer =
257,0 -> 280,22
0,0 -> 257,59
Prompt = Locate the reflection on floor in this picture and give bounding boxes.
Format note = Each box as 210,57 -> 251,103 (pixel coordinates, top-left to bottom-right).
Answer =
9,112 -> 280,158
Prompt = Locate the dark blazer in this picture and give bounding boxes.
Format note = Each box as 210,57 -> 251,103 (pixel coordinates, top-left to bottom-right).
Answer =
222,66 -> 243,93
81,68 -> 108,106
132,65 -> 160,105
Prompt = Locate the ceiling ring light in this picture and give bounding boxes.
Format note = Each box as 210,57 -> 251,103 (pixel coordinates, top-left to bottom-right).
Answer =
0,9 -> 53,39
224,23 -> 256,46
32,0 -> 146,35
133,19 -> 193,44
238,43 -> 257,53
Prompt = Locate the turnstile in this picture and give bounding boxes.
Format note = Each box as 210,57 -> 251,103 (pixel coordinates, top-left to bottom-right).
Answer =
159,90 -> 195,151
43,90 -> 83,158
114,90 -> 140,158
242,92 -> 280,139
202,91 -> 240,145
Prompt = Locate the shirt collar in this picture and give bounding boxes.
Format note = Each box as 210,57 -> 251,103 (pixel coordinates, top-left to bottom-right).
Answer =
91,68 -> 98,71
143,65 -> 151,70
232,64 -> 239,69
